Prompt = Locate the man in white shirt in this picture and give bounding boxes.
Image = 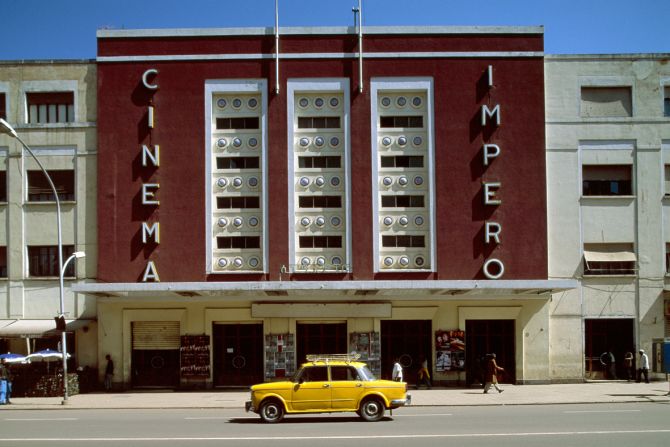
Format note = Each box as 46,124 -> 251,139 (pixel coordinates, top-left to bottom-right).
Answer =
637,349 -> 650,384
392,357 -> 403,382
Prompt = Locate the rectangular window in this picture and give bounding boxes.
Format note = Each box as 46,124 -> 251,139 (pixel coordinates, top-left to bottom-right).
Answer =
298,156 -> 341,169
381,195 -> 425,208
216,157 -> 260,170
0,93 -> 6,120
28,245 -> 75,277
299,236 -> 342,248
584,243 -> 636,276
330,366 -> 360,381
27,170 -> 75,202
380,156 -> 424,168
298,195 -> 342,208
216,117 -> 259,130
380,116 -> 423,128
665,86 -> 670,117
216,196 -> 260,209
665,165 -> 670,196
297,116 -> 340,129
382,235 -> 425,248
580,86 -> 632,117
27,92 -> 74,124
216,236 -> 261,249
0,246 -> 6,278
582,165 -> 632,196
0,171 -> 6,202
666,243 -> 670,274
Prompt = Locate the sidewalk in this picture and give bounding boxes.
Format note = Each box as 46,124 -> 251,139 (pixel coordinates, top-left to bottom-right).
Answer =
2,381 -> 669,410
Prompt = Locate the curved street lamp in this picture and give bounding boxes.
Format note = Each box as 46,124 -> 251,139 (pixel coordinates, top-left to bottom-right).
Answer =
0,117 -> 83,404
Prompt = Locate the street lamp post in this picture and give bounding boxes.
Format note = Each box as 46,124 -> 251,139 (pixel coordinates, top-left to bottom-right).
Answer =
0,118 -> 83,405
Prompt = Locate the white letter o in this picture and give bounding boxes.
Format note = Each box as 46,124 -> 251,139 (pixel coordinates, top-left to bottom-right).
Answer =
483,258 -> 505,279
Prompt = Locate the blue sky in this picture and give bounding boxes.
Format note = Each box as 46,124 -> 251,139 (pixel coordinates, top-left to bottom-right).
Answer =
1,0 -> 667,60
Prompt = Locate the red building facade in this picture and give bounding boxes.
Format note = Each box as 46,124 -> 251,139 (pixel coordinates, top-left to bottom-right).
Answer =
85,26 -> 572,388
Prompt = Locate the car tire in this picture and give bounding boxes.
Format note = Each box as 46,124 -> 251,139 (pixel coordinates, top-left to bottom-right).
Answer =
359,398 -> 385,422
259,400 -> 285,423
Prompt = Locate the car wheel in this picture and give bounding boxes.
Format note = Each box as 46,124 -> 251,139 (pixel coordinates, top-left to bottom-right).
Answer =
359,398 -> 385,422
259,400 -> 285,423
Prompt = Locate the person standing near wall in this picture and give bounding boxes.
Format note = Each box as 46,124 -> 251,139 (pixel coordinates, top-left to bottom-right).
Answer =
104,354 -> 114,391
623,351 -> 634,381
637,349 -> 649,384
392,357 -> 403,382
0,359 -> 12,404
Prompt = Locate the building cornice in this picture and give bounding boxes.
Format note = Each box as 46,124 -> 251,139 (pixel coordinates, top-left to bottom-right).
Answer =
97,25 -> 544,39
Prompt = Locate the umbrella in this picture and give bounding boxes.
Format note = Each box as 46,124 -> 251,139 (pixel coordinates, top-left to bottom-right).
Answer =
24,349 -> 70,362
0,352 -> 26,364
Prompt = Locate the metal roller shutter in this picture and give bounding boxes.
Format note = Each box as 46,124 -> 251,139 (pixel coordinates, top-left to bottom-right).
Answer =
132,321 -> 180,350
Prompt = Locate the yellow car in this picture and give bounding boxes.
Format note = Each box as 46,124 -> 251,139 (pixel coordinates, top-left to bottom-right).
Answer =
245,354 -> 411,423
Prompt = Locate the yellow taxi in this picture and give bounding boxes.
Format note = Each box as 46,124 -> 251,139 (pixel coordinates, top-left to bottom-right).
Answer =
245,354 -> 411,423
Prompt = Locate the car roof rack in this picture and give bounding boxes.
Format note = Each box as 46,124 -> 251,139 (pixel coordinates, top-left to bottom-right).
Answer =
306,353 -> 361,363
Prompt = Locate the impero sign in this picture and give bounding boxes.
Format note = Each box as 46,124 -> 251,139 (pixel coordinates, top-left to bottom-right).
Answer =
481,65 -> 504,280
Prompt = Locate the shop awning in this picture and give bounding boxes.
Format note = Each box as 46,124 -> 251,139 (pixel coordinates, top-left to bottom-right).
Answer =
584,250 -> 637,263
0,319 -> 95,337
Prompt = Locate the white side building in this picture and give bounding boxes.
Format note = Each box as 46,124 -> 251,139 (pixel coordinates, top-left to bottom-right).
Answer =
546,54 -> 670,380
0,61 -> 98,367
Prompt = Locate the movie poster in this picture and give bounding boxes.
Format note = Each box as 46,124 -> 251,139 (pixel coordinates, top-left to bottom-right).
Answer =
435,330 -> 465,372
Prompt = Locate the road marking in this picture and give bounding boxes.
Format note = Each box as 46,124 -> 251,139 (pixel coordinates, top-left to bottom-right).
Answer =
563,410 -> 641,414
4,418 -> 79,422
184,417 -> 230,420
395,413 -> 453,417
1,429 -> 669,442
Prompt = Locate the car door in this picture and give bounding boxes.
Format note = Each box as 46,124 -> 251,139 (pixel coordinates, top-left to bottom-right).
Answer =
290,365 -> 332,412
330,365 -> 365,410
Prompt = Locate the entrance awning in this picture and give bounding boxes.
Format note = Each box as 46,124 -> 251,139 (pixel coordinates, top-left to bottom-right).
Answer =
73,279 -> 578,301
0,319 -> 95,337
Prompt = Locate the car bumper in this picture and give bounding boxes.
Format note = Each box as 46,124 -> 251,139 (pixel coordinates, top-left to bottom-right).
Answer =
391,393 -> 411,407
245,401 -> 254,412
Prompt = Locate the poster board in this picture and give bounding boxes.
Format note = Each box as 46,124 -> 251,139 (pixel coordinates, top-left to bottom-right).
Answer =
180,335 -> 210,378
349,332 -> 381,376
435,330 -> 465,372
265,334 -> 295,379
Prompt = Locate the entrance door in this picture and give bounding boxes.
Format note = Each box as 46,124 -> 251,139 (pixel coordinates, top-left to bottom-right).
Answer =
213,323 -> 264,387
465,320 -> 516,384
381,320 -> 432,382
296,322 -> 347,365
131,321 -> 180,388
584,318 -> 634,379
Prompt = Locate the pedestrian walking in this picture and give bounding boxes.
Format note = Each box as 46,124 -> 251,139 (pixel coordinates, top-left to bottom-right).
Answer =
104,354 -> 114,391
392,357 -> 403,382
416,356 -> 431,389
636,349 -> 649,383
483,353 -> 504,394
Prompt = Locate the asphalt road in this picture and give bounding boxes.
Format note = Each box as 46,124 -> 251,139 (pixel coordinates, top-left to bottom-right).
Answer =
1,403 -> 669,446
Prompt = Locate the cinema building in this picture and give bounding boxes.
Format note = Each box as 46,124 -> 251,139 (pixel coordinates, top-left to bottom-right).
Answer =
63,25 -> 584,389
